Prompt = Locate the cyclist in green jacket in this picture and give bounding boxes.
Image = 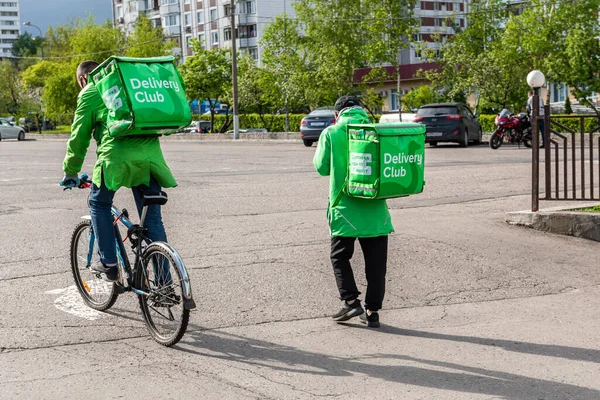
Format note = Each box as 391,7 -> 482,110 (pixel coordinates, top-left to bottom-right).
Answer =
60,60 -> 177,282
313,96 -> 394,328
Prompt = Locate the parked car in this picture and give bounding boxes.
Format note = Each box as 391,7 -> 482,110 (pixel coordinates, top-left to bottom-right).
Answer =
412,103 -> 482,147
18,114 -> 56,132
178,120 -> 211,134
300,107 -> 336,147
379,113 -> 417,123
0,118 -> 26,141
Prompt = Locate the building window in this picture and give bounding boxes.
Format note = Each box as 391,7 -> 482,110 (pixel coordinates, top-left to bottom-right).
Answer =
163,14 -> 179,27
390,89 -> 399,111
184,13 -> 191,26
238,24 -> 256,38
248,47 -> 258,61
130,2 -> 138,12
224,5 -> 232,16
414,49 -> 422,58
211,31 -> 219,45
552,83 -> 569,103
184,0 -> 191,3
224,28 -> 231,41
242,0 -> 255,14
116,6 -> 123,18
210,8 -> 217,21
197,11 -> 204,24
160,0 -> 178,5
198,33 -> 205,46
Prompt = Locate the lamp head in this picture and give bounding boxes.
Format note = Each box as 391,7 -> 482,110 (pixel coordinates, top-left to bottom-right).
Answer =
527,70 -> 545,89
23,21 -> 31,26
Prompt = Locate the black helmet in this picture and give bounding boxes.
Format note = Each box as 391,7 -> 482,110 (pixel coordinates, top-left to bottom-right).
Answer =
334,96 -> 361,112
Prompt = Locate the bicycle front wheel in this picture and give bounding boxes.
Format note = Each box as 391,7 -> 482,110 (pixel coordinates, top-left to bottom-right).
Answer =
70,220 -> 119,311
136,242 -> 190,347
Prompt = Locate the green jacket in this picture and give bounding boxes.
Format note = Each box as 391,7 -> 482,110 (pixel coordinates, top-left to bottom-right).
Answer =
63,82 -> 177,191
313,107 -> 394,238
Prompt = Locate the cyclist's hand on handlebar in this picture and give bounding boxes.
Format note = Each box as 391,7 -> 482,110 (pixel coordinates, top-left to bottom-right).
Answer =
60,174 -> 80,190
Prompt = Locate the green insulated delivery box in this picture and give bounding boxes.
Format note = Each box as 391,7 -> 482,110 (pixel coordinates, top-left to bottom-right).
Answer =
91,56 -> 191,138
346,122 -> 426,200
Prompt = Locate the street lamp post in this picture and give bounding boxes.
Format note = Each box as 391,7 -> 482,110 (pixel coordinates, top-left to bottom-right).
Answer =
23,22 -> 46,131
527,70 -> 545,212
23,22 -> 44,58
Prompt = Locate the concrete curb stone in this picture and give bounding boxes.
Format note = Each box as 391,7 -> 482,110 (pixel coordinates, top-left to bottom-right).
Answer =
506,202 -> 600,241
26,132 -> 303,141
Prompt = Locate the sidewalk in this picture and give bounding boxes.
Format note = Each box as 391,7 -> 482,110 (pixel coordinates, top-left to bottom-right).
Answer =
2,285 -> 599,399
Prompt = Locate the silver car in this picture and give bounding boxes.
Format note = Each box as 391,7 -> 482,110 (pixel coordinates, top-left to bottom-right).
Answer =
0,118 -> 26,141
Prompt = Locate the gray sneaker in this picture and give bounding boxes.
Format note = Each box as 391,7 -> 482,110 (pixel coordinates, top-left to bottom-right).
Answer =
91,263 -> 119,283
332,300 -> 364,322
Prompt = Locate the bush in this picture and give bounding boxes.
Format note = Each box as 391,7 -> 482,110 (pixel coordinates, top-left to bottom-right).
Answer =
477,114 -> 600,133
564,97 -> 573,115
197,113 -> 306,132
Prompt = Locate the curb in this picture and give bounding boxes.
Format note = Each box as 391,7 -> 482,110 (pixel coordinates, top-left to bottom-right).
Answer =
506,203 -> 600,242
26,132 -> 303,141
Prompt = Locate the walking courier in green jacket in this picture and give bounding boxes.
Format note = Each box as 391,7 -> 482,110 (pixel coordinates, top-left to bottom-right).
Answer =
60,60 -> 177,282
313,96 -> 394,328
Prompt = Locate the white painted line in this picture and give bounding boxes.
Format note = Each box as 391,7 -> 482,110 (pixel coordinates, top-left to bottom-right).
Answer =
45,285 -> 111,321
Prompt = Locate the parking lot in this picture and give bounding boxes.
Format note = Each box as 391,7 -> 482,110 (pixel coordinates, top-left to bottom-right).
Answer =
1,138 -> 599,399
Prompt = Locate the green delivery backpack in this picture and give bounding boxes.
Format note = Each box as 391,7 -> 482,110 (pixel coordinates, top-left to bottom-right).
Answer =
334,122 -> 426,206
90,56 -> 192,138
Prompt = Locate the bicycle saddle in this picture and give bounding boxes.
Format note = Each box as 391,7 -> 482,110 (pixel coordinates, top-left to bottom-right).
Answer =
142,190 -> 168,206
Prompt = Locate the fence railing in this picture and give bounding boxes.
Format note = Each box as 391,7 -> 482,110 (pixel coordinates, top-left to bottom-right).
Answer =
532,103 -> 600,211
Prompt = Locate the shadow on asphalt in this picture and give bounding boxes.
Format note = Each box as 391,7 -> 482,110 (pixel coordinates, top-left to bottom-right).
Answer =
376,325 -> 600,364
175,325 -> 600,399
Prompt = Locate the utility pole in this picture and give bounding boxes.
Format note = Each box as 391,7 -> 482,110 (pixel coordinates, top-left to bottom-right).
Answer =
231,1 -> 240,140
284,0 -> 289,133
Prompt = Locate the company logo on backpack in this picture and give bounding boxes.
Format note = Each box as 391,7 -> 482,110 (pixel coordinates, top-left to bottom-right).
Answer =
129,77 -> 180,104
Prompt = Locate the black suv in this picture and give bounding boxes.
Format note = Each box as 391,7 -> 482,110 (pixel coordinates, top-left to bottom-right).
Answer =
413,103 -> 482,147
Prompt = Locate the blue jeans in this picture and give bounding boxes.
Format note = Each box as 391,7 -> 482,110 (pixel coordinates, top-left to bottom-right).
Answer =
89,175 -> 167,265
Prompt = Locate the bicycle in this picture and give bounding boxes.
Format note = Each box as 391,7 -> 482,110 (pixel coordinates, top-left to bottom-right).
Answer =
68,175 -> 196,346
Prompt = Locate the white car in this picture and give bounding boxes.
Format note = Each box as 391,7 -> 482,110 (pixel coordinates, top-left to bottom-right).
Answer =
0,118 -> 26,141
379,113 -> 417,123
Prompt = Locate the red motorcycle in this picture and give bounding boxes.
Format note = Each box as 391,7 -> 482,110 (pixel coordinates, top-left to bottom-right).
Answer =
489,109 -> 533,149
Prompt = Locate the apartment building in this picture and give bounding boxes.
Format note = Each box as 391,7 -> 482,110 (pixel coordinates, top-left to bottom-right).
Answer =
112,0 -> 295,64
0,1 -> 20,58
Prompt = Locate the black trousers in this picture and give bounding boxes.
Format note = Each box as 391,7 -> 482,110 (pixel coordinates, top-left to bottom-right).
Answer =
330,236 -> 388,311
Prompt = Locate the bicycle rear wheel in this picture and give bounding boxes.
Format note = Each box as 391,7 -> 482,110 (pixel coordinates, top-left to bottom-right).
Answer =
136,242 -> 190,347
70,220 -> 119,311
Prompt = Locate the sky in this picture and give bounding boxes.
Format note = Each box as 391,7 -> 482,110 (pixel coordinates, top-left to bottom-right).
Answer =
20,0 -> 112,35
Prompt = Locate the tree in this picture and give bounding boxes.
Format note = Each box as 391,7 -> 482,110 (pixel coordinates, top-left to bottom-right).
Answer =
564,96 -> 573,115
0,61 -> 22,115
180,39 -> 232,132
22,17 -> 125,122
261,1 -> 417,111
402,85 -> 441,111
11,32 -> 43,58
126,15 -> 173,58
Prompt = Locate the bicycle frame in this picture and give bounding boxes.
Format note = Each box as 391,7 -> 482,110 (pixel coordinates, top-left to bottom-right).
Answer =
82,204 -> 195,309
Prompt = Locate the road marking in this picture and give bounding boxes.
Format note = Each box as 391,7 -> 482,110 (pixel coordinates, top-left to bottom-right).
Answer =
45,285 -> 111,320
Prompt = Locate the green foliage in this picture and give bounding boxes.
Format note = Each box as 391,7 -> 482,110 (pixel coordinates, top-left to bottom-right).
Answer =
426,0 -> 600,114
19,15 -> 172,123
125,15 -> 173,58
180,39 -> 232,132
402,86 -> 442,111
261,1 -> 416,111
198,113 -> 306,132
11,32 -> 43,58
564,97 -> 573,115
477,114 -> 600,133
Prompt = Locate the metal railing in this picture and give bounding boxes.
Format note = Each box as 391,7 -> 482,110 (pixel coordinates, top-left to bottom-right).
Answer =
532,103 -> 600,211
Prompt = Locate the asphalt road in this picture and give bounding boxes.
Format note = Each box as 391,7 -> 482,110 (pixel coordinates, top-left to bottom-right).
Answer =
1,138 -> 599,399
